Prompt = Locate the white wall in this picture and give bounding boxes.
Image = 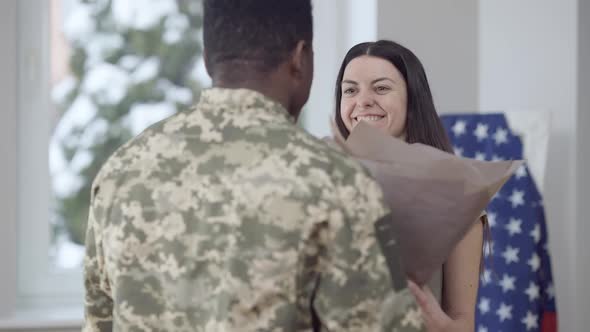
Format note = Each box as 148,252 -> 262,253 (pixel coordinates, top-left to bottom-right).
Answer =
376,0 -> 479,113
478,1 -> 580,330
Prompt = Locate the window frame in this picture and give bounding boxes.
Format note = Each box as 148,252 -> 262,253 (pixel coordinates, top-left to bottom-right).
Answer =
0,0 -> 19,319
16,0 -> 84,302
0,0 -> 84,327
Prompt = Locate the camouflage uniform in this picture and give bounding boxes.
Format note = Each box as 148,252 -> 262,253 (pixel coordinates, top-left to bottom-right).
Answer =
83,88 -> 425,331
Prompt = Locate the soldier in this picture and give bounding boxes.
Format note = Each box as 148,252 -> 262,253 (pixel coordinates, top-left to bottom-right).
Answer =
83,0 -> 426,331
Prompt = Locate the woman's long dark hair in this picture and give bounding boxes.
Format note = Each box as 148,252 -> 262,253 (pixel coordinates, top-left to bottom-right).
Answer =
334,40 -> 453,154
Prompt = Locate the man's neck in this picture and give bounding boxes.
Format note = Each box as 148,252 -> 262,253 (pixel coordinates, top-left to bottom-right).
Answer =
212,73 -> 293,117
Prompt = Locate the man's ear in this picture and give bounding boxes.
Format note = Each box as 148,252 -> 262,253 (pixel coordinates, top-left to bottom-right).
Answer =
289,40 -> 309,78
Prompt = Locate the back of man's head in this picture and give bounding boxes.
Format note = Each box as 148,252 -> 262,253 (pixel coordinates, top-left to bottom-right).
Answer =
203,0 -> 313,77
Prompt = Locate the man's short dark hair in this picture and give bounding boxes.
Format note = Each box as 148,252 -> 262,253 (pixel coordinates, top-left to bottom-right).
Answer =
203,0 -> 313,74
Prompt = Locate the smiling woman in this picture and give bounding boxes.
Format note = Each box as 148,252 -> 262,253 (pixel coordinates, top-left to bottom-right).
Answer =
333,39 -> 485,332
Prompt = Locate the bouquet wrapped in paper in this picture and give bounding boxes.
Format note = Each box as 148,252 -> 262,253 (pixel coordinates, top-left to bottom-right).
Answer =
329,121 -> 522,287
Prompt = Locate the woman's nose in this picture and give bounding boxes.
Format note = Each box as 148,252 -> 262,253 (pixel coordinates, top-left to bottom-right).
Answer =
357,92 -> 375,108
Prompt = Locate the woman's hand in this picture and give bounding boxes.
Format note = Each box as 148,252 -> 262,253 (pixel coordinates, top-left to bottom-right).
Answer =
407,280 -> 453,332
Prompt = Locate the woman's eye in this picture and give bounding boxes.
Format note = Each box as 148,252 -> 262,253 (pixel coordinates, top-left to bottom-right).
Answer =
376,86 -> 390,92
343,88 -> 355,94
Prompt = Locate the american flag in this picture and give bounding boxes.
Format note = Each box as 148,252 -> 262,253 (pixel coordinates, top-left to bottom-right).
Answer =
440,113 -> 558,332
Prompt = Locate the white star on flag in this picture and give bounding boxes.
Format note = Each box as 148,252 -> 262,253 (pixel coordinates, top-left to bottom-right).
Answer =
508,189 -> 525,208
515,164 -> 528,179
502,246 -> 520,264
496,302 -> 513,322
452,120 -> 467,136
493,127 -> 509,145
474,123 -> 489,141
492,154 -> 504,161
481,269 -> 492,285
505,218 -> 522,236
487,212 -> 497,227
546,283 -> 555,299
477,326 -> 488,332
474,151 -> 486,161
492,190 -> 502,200
499,273 -> 516,292
524,281 -> 540,302
527,253 -> 541,272
453,146 -> 463,157
478,297 -> 491,315
530,224 -> 541,243
521,311 -> 539,330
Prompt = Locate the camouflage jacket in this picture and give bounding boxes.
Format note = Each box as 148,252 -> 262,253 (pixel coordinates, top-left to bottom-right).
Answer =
83,88 -> 426,331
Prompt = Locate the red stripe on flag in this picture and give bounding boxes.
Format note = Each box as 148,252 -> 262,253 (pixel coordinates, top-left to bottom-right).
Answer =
541,312 -> 557,332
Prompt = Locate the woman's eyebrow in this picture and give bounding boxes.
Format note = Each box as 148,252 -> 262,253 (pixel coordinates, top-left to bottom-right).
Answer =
371,77 -> 396,84
342,78 -> 396,85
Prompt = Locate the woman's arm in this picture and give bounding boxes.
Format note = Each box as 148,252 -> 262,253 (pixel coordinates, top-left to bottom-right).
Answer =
409,220 -> 484,332
442,220 -> 484,330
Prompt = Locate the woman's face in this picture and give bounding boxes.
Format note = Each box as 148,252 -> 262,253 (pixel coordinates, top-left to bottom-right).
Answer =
340,55 -> 408,138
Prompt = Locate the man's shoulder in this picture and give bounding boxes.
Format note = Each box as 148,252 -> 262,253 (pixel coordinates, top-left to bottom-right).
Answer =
90,114 -> 177,193
285,129 -> 384,200
290,128 -> 369,174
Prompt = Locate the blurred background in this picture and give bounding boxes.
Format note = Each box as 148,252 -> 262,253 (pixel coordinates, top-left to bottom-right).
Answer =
0,0 -> 587,331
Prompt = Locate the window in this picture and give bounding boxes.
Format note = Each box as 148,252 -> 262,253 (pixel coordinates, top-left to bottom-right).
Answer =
10,0 -> 208,321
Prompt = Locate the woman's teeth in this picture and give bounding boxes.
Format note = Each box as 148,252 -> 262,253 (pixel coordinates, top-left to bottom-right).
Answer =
356,115 -> 384,121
